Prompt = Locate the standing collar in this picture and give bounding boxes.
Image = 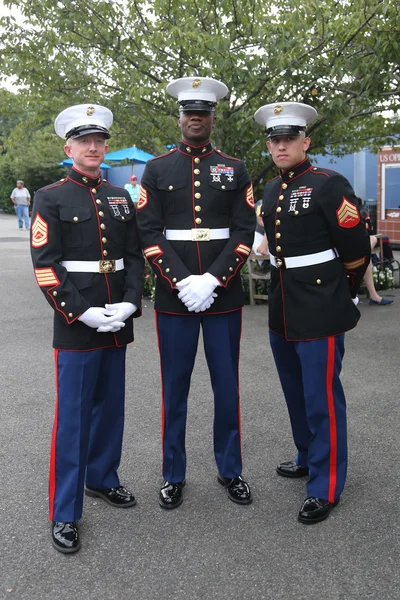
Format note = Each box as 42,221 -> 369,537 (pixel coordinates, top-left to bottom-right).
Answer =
68,167 -> 103,187
178,140 -> 213,157
280,157 -> 311,182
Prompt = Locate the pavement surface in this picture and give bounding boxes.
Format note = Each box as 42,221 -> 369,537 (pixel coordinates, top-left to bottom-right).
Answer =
0,212 -> 399,600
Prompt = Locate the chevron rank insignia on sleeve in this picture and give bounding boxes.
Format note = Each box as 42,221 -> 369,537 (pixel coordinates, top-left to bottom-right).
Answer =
31,213 -> 49,247
246,183 -> 255,208
137,185 -> 148,210
336,197 -> 360,228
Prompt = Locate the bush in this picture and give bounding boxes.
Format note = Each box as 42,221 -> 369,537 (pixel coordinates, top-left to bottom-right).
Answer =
372,264 -> 394,290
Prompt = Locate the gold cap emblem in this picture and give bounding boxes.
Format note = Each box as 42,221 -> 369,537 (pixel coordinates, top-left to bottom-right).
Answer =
274,105 -> 283,114
86,105 -> 95,116
192,79 -> 201,88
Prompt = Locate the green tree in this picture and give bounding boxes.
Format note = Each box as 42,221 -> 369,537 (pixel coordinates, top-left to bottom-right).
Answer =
0,90 -> 66,210
1,0 -> 399,190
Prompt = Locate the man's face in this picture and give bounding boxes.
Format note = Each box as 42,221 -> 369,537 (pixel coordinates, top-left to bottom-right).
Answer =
178,110 -> 215,144
267,134 -> 310,171
64,133 -> 108,173
131,178 -> 137,187
16,182 -> 23,189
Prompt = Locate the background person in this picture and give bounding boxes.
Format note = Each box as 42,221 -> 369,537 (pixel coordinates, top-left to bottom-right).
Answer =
10,179 -> 31,229
125,174 -> 140,204
363,235 -> 393,305
30,103 -> 144,554
254,101 -> 371,524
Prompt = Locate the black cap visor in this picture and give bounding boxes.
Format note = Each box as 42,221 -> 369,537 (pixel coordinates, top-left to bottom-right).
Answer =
66,125 -> 110,140
267,125 -> 306,138
179,99 -> 217,112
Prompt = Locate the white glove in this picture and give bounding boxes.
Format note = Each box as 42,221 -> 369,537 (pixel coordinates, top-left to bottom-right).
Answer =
176,273 -> 219,312
352,296 -> 359,306
78,307 -> 125,332
195,292 -> 218,313
104,302 -> 136,321
97,302 -> 136,333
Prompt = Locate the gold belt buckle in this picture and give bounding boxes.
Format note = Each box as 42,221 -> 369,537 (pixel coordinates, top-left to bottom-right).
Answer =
191,228 -> 210,242
99,260 -> 116,273
275,258 -> 284,269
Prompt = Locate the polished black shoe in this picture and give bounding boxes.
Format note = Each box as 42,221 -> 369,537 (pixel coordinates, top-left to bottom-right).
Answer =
298,496 -> 339,524
51,521 -> 81,554
159,480 -> 185,509
217,474 -> 253,505
276,460 -> 309,478
85,485 -> 137,508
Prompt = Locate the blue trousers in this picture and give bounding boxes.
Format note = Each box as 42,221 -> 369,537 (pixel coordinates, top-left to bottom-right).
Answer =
15,205 -> 30,229
50,346 -> 126,522
156,310 -> 243,483
269,332 -> 347,502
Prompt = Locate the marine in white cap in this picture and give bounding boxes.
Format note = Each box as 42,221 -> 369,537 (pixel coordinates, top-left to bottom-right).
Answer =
30,103 -> 144,553
254,101 -> 370,525
137,76 -> 255,510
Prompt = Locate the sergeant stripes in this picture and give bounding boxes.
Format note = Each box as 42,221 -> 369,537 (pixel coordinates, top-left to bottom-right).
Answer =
34,268 -> 60,288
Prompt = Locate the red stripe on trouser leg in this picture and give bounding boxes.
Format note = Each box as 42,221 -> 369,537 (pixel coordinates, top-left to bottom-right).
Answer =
154,312 -> 165,475
49,350 -> 60,521
237,309 -> 242,454
326,337 -> 337,503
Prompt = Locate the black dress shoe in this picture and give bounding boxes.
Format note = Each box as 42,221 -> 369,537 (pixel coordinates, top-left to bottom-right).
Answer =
51,521 -> 81,554
298,496 -> 339,524
276,460 -> 309,478
217,474 -> 253,505
159,480 -> 185,509
85,485 -> 137,507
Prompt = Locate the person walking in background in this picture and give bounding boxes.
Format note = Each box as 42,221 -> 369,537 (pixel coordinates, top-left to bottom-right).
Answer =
125,174 -> 140,204
254,101 -> 371,524
10,180 -> 31,229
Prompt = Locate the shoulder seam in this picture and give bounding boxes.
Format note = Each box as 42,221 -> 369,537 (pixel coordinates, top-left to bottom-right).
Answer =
43,180 -> 68,191
214,149 -> 241,162
150,149 -> 177,162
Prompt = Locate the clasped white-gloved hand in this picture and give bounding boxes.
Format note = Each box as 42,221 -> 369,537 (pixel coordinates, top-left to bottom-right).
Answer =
176,273 -> 219,312
78,303 -> 136,333
352,296 -> 359,306
78,306 -> 126,333
97,302 -> 136,332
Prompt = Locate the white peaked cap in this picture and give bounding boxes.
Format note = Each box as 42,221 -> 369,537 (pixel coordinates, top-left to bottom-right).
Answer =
254,102 -> 318,135
55,104 -> 113,140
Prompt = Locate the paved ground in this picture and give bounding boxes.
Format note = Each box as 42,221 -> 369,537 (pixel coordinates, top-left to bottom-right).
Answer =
0,213 -> 399,600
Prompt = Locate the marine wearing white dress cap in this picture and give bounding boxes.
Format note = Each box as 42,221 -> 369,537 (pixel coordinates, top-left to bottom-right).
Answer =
166,76 -> 229,112
54,103 -> 113,140
254,102 -> 318,137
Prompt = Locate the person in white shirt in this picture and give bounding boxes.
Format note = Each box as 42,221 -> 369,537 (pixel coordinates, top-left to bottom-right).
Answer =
10,180 -> 31,229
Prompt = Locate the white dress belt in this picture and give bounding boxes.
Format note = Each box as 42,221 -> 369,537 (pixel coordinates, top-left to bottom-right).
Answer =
61,258 -> 124,273
269,249 -> 338,269
165,228 -> 230,242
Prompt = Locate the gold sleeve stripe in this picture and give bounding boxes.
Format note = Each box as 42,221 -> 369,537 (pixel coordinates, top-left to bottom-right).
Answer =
343,257 -> 366,270
236,244 -> 252,255
35,268 -> 60,287
143,245 -> 162,258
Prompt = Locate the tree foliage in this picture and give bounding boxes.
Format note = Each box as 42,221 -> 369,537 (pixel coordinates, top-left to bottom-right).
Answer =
1,0 -> 399,191
0,89 -> 65,210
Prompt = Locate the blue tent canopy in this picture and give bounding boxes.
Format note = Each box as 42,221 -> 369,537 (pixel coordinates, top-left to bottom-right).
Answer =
105,146 -> 155,163
58,158 -> 111,169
